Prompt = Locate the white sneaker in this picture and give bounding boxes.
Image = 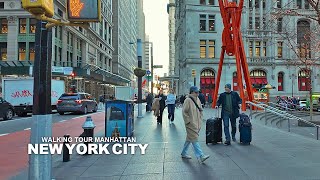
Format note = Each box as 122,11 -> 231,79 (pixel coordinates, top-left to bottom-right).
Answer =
181,154 -> 192,159
198,155 -> 210,164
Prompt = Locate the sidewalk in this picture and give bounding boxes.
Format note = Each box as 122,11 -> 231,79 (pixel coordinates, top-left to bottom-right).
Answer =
13,108 -> 320,180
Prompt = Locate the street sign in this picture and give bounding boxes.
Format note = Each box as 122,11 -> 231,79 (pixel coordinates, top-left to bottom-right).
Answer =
192,69 -> 196,77
153,65 -> 163,69
146,70 -> 151,75
67,0 -> 101,22
22,0 -> 54,17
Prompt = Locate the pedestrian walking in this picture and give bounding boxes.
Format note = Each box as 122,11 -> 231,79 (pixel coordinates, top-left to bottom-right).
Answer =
181,86 -> 210,164
208,94 -> 213,108
146,93 -> 153,112
198,90 -> 206,108
166,89 -> 176,124
215,83 -> 242,145
155,90 -> 166,124
99,95 -> 105,110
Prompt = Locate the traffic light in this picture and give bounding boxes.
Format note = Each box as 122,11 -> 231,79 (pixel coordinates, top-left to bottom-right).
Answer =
67,0 -> 102,22
71,72 -> 75,79
192,69 -> 196,77
22,0 -> 54,18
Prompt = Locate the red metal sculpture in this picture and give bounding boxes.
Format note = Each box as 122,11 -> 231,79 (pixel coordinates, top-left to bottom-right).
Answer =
213,0 -> 254,110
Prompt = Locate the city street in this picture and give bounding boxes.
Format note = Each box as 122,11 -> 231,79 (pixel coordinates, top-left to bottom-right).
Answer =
0,112 -> 103,135
0,111 -> 106,180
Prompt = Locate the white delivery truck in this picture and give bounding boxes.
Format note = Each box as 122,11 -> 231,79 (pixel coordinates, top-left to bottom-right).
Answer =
114,86 -> 134,101
2,78 -> 65,116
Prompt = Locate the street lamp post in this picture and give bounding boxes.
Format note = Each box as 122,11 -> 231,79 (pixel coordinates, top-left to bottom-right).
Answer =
150,44 -> 154,95
137,39 -> 143,118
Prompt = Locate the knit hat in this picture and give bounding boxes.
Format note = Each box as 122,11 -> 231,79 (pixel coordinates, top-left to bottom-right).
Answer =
225,83 -> 232,89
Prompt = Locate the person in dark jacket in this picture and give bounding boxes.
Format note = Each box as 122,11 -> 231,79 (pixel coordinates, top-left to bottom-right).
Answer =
146,93 -> 153,112
180,95 -> 186,105
155,90 -> 167,124
198,90 -> 206,108
215,83 -> 242,145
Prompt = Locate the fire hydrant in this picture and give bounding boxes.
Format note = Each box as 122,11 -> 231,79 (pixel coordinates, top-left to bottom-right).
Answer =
82,116 -> 96,154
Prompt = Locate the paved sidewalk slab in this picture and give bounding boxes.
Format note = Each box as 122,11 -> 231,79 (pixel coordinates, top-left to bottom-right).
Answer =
11,108 -> 320,180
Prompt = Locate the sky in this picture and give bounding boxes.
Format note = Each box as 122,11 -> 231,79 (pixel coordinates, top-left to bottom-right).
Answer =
143,0 -> 169,77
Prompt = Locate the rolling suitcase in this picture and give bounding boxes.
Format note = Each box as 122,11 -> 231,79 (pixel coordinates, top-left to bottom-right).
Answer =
206,109 -> 222,144
239,113 -> 252,145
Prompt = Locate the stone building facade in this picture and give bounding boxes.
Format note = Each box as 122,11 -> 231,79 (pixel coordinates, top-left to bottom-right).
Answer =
174,0 -> 320,100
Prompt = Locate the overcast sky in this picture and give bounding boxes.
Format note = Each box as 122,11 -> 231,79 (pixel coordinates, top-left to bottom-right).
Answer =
143,0 -> 169,77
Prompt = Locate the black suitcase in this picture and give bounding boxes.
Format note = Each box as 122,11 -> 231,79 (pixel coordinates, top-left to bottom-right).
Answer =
206,117 -> 222,144
239,113 -> 252,145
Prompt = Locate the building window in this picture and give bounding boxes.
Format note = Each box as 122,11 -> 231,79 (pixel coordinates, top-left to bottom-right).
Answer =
278,72 -> 284,91
277,18 -> 282,32
305,0 -> 310,9
297,20 -> 311,59
262,0 -> 266,9
18,42 -> 26,60
263,42 -> 267,57
58,9 -> 63,17
200,40 -> 206,58
249,0 -> 252,8
208,0 -> 214,5
19,18 -> 27,34
255,41 -> 261,57
200,14 -> 206,31
0,42 -> 7,60
255,1 -> 259,8
29,42 -> 35,61
29,18 -> 36,34
277,0 -> 281,8
200,0 -> 205,5
249,17 -> 253,29
277,42 -> 283,58
249,41 -> 253,57
208,40 -> 215,58
209,15 -> 215,31
255,17 -> 260,29
297,0 -> 302,9
0,18 -> 7,34
0,2 -> 4,9
298,69 -> 311,91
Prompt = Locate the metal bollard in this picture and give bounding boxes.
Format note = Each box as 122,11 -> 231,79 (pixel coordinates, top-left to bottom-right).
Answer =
82,116 -> 96,155
63,134 -> 70,162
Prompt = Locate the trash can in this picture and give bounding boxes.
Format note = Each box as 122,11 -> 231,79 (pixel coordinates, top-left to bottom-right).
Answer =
105,100 -> 134,137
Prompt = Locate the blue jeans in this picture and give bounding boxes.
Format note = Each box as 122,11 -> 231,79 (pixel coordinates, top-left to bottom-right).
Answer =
181,141 -> 204,158
167,104 -> 175,121
222,112 -> 237,142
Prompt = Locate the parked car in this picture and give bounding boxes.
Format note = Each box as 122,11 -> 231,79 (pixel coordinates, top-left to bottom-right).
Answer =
56,93 -> 98,115
298,100 -> 308,111
0,97 -> 15,120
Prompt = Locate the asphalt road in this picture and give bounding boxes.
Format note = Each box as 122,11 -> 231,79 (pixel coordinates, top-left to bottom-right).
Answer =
0,111 -> 103,135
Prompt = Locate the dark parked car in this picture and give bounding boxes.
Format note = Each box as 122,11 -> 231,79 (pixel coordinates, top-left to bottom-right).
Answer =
0,97 -> 14,120
56,93 -> 98,115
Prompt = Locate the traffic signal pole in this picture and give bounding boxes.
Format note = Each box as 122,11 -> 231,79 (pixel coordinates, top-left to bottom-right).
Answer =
29,20 -> 53,180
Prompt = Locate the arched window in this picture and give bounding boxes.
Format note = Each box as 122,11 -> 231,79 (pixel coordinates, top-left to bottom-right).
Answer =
200,68 -> 215,101
278,72 -> 284,91
297,20 -> 311,59
233,72 -> 238,91
298,69 -> 311,91
250,70 -> 267,88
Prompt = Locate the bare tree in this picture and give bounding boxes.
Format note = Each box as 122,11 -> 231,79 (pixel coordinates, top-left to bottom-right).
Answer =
269,6 -> 320,120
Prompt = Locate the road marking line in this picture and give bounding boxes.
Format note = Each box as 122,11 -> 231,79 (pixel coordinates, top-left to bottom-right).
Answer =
0,133 -> 9,137
310,133 -> 315,136
60,120 -> 67,122
24,128 -> 31,130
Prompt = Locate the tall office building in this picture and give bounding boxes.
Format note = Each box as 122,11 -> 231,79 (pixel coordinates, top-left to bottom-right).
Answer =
0,0 -> 125,100
112,0 -> 138,87
167,0 -> 175,76
174,0 -> 319,99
